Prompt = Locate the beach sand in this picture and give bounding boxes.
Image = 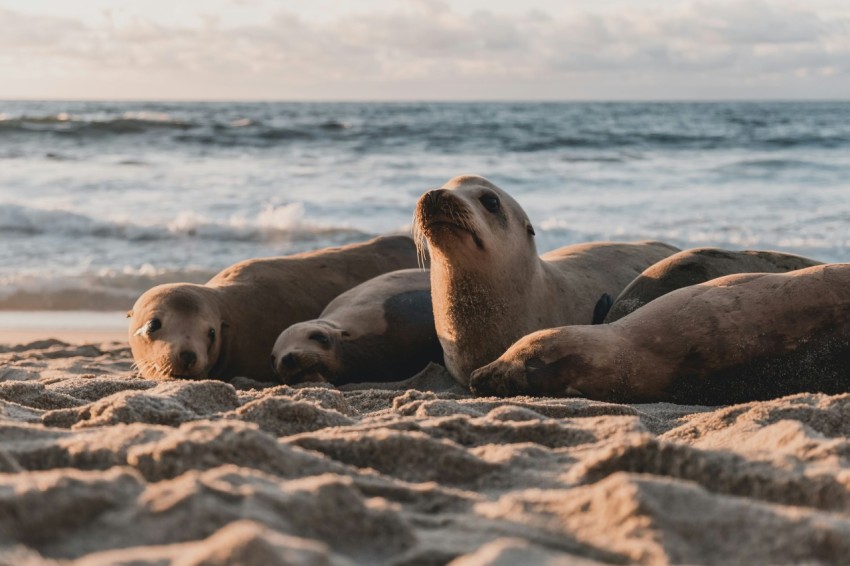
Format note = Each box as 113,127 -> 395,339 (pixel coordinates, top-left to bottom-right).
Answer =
2,337 -> 850,565
0,311 -> 127,345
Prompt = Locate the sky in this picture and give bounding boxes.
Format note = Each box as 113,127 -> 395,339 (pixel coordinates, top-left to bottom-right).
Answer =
0,0 -> 848,100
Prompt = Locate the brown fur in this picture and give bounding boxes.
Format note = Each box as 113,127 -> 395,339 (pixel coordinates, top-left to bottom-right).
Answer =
605,248 -> 822,322
271,269 -> 442,385
412,174 -> 679,385
128,236 -> 419,382
471,264 -> 850,405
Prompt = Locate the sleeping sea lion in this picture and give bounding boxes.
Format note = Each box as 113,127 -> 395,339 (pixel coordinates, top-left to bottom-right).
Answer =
270,268 -> 441,385
471,264 -> 850,405
604,248 -> 822,322
128,236 -> 419,381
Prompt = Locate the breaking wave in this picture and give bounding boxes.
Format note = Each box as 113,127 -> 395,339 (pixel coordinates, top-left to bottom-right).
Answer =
0,203 -> 366,244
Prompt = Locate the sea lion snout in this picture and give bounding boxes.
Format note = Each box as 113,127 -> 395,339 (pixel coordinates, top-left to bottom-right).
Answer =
280,352 -> 298,369
424,189 -> 446,212
274,352 -> 306,381
178,350 -> 197,371
271,351 -> 301,380
272,350 -> 329,384
414,187 -> 485,252
417,188 -> 464,225
165,347 -> 207,379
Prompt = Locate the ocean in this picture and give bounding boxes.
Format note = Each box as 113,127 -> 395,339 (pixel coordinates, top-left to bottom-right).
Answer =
1,100 -> 849,312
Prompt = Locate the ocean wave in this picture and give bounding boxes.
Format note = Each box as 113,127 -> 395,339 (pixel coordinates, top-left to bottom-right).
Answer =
2,108 -> 849,153
714,158 -> 842,173
537,219 -> 850,263
0,111 -> 347,144
0,203 -> 367,244
0,268 -> 216,311
761,135 -> 850,149
532,132 -> 850,152
0,112 -> 194,135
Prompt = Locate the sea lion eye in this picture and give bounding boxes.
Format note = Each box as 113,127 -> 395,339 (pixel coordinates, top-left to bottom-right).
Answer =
147,318 -> 162,334
309,332 -> 330,345
479,195 -> 500,213
208,328 -> 216,342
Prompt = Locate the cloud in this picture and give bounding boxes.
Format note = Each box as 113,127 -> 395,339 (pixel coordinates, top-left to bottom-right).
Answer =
0,0 -> 848,99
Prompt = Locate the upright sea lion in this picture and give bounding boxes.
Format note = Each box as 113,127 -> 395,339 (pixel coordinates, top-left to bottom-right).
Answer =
270,268 -> 441,385
470,264 -> 850,405
128,236 -> 419,382
604,248 -> 822,322
412,174 -> 679,385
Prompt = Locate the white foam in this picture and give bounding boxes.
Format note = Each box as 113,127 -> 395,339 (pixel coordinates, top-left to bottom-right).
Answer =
120,111 -> 175,123
255,203 -> 305,230
0,203 -> 353,243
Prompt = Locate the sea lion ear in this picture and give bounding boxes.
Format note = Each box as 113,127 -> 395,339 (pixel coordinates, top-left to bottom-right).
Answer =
341,330 -> 351,338
527,223 -> 535,236
126,310 -> 133,319
221,320 -> 230,329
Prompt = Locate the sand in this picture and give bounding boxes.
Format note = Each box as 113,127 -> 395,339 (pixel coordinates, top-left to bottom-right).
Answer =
0,312 -> 127,345
2,339 -> 850,565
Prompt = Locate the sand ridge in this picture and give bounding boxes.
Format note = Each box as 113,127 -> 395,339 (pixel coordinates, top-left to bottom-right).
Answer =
2,340 -> 850,564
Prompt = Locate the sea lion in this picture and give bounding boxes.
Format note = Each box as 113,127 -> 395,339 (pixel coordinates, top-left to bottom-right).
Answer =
128,236 -> 419,382
270,268 -> 442,385
412,174 -> 679,385
470,264 -> 850,405
604,248 -> 822,322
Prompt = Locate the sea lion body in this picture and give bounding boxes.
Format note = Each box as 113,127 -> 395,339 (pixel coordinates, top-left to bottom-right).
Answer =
412,174 -> 679,385
270,268 -> 441,385
128,236 -> 419,382
604,248 -> 822,322
471,264 -> 850,405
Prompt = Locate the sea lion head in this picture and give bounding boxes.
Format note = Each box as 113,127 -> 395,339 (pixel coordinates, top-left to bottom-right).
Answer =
412,175 -> 536,269
128,284 -> 225,380
270,320 -> 346,384
469,327 -> 602,398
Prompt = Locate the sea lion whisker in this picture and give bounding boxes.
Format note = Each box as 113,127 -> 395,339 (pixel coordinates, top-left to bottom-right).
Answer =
413,205 -> 432,269
412,213 -> 429,269
137,358 -> 163,380
131,360 -> 147,377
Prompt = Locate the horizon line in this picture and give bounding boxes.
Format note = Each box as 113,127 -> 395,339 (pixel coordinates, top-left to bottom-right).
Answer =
2,97 -> 849,104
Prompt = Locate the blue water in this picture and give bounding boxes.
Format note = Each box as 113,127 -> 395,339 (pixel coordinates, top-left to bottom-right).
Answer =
1,101 -> 848,309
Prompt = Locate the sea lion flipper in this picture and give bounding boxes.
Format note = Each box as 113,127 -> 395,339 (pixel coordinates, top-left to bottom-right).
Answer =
592,293 -> 614,325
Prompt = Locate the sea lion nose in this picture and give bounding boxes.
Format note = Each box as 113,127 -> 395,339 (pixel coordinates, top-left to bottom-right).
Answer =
281,352 -> 298,369
425,189 -> 445,211
179,351 -> 197,370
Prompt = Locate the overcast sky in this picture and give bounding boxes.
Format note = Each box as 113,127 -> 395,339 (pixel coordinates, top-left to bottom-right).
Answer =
1,0 -> 848,100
